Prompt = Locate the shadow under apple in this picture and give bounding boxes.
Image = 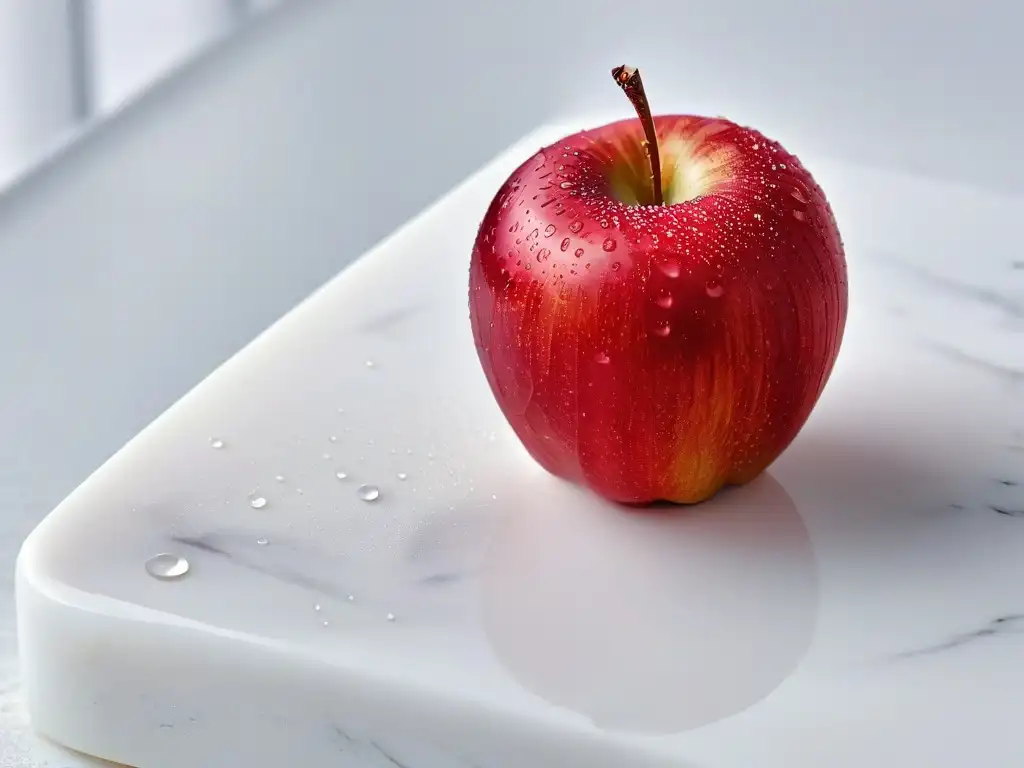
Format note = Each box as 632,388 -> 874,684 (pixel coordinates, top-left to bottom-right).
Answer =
480,473 -> 818,734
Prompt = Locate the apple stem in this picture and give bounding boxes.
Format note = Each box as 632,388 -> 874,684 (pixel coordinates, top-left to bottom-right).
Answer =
611,65 -> 664,206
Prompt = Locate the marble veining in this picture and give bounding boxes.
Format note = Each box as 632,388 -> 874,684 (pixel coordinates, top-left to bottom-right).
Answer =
927,343 -> 1024,385
329,726 -> 482,768
355,304 -> 433,335
874,250 -> 1024,321
891,613 -> 1024,660
170,533 -> 349,598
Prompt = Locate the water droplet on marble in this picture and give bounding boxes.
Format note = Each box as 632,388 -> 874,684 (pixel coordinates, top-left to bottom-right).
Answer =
314,603 -> 322,612
335,470 -> 348,480
365,360 -> 375,368
357,484 -> 380,502
275,475 -> 286,482
209,437 -> 225,449
249,495 -> 268,509
256,537 -> 268,546
602,238 -> 617,252
706,280 -> 725,298
347,594 -> 356,602
386,613 -> 396,622
397,472 -> 408,481
329,435 -> 338,442
145,553 -> 190,580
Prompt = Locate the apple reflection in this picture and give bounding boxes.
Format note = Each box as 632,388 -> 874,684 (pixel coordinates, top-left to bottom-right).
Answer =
481,473 -> 818,733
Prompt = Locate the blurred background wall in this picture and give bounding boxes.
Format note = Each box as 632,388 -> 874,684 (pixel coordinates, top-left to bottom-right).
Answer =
0,0 -> 284,185
0,0 -> 1020,196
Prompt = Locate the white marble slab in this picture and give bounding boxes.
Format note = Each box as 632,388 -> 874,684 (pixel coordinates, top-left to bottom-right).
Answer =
16,121 -> 1024,767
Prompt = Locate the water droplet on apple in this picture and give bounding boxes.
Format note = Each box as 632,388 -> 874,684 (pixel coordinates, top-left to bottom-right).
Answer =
610,261 -> 621,271
544,224 -> 556,237
753,213 -> 762,221
536,248 -> 551,262
594,351 -> 611,364
560,237 -> 571,252
792,210 -> 807,222
752,143 -> 760,150
529,228 -> 539,240
660,259 -> 681,278
791,189 -> 808,204
706,280 -> 725,298
652,321 -> 672,337
559,181 -> 574,189
574,248 -> 585,258
569,220 -> 583,233
655,291 -> 674,308
602,238 -> 617,252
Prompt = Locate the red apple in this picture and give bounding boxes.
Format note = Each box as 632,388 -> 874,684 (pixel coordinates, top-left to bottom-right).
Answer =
469,66 -> 848,504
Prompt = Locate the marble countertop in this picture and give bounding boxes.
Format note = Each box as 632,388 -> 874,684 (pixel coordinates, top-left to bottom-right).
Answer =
11,118 -> 1024,766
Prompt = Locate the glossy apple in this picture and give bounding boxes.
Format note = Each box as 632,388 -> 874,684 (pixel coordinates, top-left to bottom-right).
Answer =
469,66 -> 848,504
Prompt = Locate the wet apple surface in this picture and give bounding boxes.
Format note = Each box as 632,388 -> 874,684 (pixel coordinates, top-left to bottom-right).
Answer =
470,69 -> 848,504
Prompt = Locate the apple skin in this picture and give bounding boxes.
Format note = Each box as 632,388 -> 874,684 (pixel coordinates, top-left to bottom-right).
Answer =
469,115 -> 848,505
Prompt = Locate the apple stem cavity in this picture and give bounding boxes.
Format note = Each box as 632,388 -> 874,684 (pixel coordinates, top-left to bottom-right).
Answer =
611,64 -> 664,206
